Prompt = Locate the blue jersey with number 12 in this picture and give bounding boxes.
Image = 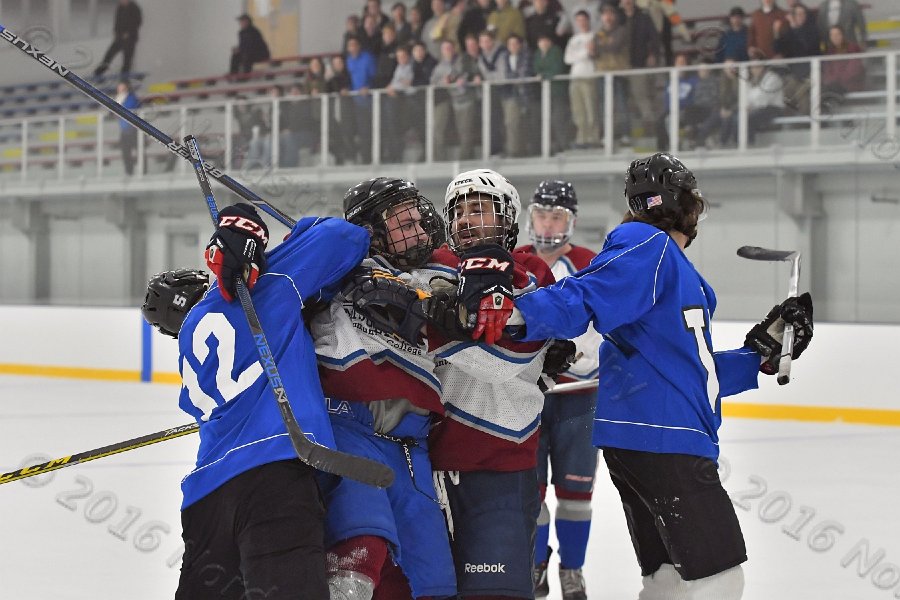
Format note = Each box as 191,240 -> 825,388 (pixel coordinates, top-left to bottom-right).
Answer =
177,217 -> 369,509
515,222 -> 761,460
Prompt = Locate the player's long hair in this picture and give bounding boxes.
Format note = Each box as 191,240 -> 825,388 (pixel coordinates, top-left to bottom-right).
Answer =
620,189 -> 707,247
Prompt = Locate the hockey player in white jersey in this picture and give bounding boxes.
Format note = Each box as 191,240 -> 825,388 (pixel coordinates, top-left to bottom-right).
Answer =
310,177 -> 460,600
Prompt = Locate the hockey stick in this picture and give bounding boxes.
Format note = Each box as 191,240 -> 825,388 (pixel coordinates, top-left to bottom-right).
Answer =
0,423 -> 198,486
184,135 -> 394,488
737,246 -> 802,385
547,379 -> 599,394
0,24 -> 295,229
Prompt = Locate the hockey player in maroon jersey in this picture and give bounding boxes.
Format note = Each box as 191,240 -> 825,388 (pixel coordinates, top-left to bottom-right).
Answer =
517,180 -> 601,600
422,169 -> 556,600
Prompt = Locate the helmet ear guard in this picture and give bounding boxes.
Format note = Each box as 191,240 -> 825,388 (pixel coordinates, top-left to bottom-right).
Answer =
625,153 -> 699,215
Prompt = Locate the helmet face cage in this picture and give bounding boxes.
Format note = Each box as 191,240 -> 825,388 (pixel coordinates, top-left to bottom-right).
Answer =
526,203 -> 575,250
444,191 -> 518,251
374,195 -> 445,269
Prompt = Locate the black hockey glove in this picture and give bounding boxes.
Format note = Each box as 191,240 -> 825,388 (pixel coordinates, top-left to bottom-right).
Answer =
542,339 -> 578,379
205,203 -> 269,302
456,244 -> 516,345
745,292 -> 814,374
421,287 -> 471,342
342,266 -> 431,346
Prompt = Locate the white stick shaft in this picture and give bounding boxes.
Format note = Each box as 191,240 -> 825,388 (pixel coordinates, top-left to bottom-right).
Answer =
547,379 -> 599,393
777,254 -> 802,385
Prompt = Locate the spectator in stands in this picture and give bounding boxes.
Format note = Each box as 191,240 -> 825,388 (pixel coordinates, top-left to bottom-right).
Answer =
391,2 -> 413,46
534,32 -> 570,154
478,29 -> 509,155
773,3 -> 820,78
301,58 -> 328,161
714,59 -> 740,146
94,0 -> 142,78
822,25 -> 866,95
458,0 -> 494,49
431,39 -> 463,160
230,14 -> 271,75
655,53 -> 698,149
500,34 -> 534,156
748,0 -> 789,59
457,33 -> 484,159
637,0 -> 691,66
360,14 -> 384,56
444,0 -> 468,51
409,5 -> 426,44
565,10 -> 599,149
327,55 -> 354,165
569,0 -> 601,32
346,36 -> 377,163
412,41 -> 438,85
276,85 -> 303,168
374,25 -> 400,89
242,94 -> 273,170
363,0 -> 390,28
423,0 -> 451,58
620,0 -> 661,139
344,15 -> 362,54
716,7 -> 750,62
115,81 -> 140,176
595,2 -> 630,145
525,0 -> 571,50
684,61 -> 721,148
816,0 -> 867,49
488,0 -> 527,44
383,45 -> 415,162
746,60 -> 786,143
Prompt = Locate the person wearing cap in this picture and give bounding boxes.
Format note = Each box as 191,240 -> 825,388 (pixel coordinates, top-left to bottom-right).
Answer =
716,7 -> 750,62
230,13 -> 271,75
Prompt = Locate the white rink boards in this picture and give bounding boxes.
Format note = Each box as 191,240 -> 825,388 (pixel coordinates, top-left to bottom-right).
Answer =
1,375 -> 899,600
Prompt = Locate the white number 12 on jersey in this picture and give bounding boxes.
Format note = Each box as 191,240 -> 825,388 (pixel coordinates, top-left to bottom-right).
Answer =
683,307 -> 720,411
181,312 -> 263,421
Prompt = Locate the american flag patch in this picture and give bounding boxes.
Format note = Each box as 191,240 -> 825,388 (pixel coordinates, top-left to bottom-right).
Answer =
647,195 -> 663,208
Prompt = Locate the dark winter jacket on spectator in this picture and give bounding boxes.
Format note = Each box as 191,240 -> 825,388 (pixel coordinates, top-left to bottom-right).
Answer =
374,42 -> 399,88
412,53 -> 437,86
622,7 -> 659,67
716,25 -> 749,62
239,24 -> 271,64
114,1 -> 142,39
525,7 -> 569,50
458,5 -> 491,48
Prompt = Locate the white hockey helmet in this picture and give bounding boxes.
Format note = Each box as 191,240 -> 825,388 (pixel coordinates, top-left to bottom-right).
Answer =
443,168 -> 521,251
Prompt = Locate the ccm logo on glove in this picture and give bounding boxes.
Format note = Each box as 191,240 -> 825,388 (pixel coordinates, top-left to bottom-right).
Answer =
460,256 -> 511,272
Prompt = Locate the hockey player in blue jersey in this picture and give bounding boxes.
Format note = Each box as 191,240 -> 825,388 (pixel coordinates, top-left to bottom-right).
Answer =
144,203 -> 371,600
464,153 -> 815,599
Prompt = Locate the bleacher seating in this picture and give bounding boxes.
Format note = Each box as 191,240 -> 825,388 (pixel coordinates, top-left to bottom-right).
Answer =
0,72 -> 147,120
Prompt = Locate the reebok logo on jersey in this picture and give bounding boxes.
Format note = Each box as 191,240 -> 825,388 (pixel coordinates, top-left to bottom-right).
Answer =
460,257 -> 511,272
464,563 -> 506,573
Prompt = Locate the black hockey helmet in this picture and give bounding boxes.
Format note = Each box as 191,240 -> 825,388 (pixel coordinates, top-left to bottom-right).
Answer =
625,153 -> 699,215
526,180 -> 578,250
343,177 -> 444,268
530,180 -> 578,214
141,269 -> 209,339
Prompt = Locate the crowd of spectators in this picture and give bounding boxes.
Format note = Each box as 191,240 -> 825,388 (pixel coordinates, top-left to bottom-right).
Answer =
224,0 -> 874,168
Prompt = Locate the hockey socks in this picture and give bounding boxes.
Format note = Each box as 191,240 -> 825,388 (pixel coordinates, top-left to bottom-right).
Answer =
555,498 -> 593,569
535,501 -> 551,568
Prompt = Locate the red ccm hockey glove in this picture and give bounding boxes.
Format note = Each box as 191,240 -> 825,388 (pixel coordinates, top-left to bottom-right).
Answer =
457,244 -> 516,345
204,203 -> 269,301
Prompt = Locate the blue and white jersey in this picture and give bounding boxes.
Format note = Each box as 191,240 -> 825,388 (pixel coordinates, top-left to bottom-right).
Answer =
515,222 -> 760,460
177,217 -> 369,509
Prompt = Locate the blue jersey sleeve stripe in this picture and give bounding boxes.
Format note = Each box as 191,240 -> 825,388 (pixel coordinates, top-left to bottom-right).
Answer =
317,348 -> 369,367
425,263 -> 458,277
594,417 -> 717,443
369,349 -> 442,389
652,237 -> 669,305
262,272 -> 305,306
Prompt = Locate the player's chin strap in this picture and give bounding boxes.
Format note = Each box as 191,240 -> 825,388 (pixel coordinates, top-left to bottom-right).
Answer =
432,470 -> 461,540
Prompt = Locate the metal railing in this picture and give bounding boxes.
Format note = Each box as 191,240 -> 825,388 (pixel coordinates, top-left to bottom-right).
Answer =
0,49 -> 897,182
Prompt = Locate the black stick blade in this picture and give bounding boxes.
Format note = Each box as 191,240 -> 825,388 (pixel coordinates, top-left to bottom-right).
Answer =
737,246 -> 797,262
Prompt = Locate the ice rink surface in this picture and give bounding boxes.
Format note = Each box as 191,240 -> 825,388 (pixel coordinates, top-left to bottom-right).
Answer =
2,374 -> 899,600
